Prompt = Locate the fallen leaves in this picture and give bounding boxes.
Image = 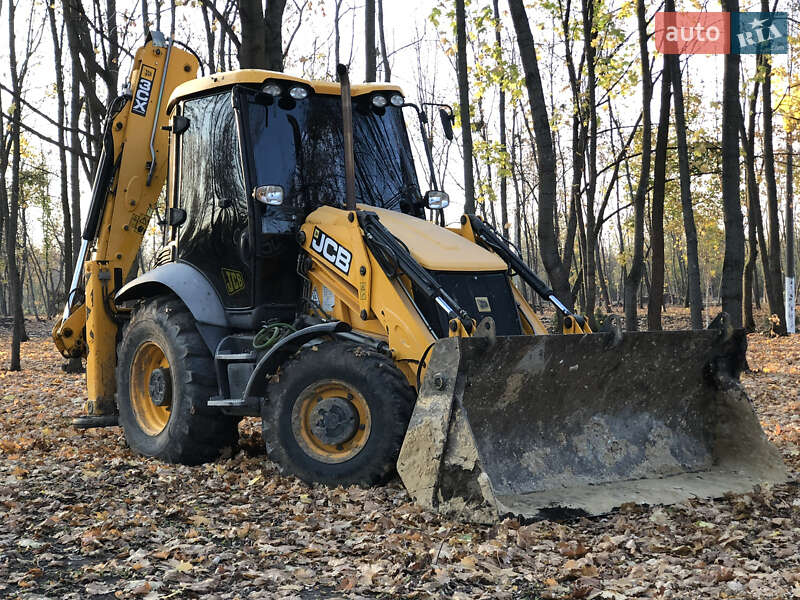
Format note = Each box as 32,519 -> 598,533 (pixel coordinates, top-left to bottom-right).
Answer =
0,318 -> 798,599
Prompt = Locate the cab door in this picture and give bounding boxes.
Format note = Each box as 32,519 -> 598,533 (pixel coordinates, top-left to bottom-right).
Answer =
172,92 -> 253,309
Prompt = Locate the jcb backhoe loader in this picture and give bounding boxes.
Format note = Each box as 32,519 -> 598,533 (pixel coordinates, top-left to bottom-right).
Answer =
53,33 -> 786,522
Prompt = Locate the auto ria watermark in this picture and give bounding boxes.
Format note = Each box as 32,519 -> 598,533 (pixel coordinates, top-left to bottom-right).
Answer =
655,12 -> 787,55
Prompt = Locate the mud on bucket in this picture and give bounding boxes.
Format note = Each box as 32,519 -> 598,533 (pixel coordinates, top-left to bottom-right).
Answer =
397,327 -> 787,523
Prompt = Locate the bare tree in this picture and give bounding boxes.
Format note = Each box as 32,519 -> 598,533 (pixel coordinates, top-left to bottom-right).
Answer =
787,137 -> 795,333
239,0 -> 288,70
760,8 -> 786,333
2,0 -> 43,369
377,0 -> 390,81
69,67 -> 81,264
47,1 -> 73,289
508,0 -> 572,309
492,0 -> 508,233
668,52 -> 703,329
623,0 -> 652,331
455,0 -> 475,214
741,77 -> 764,331
719,0 -> 745,327
648,56 -> 671,330
365,0 -> 376,81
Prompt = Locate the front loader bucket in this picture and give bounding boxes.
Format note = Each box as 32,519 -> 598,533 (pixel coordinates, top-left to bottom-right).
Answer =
397,328 -> 788,523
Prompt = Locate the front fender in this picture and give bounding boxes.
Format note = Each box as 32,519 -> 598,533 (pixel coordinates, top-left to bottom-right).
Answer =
116,262 -> 227,328
242,321 -> 352,402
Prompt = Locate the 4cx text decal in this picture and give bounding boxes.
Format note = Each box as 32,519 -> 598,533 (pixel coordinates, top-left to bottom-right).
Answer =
311,227 -> 352,275
132,65 -> 156,116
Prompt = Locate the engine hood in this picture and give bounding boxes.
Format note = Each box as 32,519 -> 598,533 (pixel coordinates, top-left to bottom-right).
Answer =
356,205 -> 506,272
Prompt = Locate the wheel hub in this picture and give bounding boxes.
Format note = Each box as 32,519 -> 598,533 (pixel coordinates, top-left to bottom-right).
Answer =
148,367 -> 172,407
309,397 -> 359,445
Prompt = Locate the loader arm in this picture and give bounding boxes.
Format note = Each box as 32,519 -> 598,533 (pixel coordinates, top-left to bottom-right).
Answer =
459,215 -> 591,334
52,32 -> 199,420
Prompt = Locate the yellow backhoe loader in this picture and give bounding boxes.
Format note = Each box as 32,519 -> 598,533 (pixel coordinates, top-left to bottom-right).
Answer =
53,33 -> 786,522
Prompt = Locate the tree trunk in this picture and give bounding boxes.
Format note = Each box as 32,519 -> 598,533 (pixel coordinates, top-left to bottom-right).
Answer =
744,184 -> 758,332
200,2 -> 216,72
264,0 -> 287,71
787,138 -> 795,333
61,0 -> 106,148
508,0 -> 572,309
759,18 -> 785,333
597,241 -> 612,312
377,0 -> 391,81
755,262 -> 763,310
239,0 -> 266,68
5,0 -> 24,370
624,0 -> 652,331
741,82 -> 760,332
141,0 -> 150,36
365,0 -> 376,81
580,0 -> 599,323
70,67 -> 82,264
48,1 -> 73,292
741,74 -> 777,333
648,55 -> 671,330
333,0 -> 342,67
106,0 -> 120,93
455,0 -> 475,214
719,0 -> 745,327
238,0 -> 286,70
668,55 -> 703,329
493,0 -> 508,233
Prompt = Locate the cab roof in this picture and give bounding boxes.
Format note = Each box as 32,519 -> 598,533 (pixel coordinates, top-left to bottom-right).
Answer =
168,69 -> 404,112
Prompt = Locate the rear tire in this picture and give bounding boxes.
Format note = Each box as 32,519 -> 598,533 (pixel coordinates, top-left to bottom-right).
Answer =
262,341 -> 414,486
116,295 -> 237,465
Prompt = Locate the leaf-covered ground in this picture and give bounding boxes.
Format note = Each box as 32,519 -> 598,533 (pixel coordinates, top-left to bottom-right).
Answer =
1,315 -> 798,599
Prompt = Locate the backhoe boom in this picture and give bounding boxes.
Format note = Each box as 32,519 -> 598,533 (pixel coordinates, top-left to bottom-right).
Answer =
52,32 -> 198,423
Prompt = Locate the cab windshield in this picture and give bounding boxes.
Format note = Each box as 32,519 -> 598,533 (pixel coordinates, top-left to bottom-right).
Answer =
243,90 -> 423,216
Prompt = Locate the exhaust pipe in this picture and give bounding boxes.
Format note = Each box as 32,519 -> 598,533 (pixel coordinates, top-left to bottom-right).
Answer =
337,64 -> 357,211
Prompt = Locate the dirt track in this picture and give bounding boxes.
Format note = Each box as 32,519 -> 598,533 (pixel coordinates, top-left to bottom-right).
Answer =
0,316 -> 798,599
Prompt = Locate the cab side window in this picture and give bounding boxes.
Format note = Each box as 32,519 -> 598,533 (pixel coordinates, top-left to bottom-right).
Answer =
176,93 -> 251,308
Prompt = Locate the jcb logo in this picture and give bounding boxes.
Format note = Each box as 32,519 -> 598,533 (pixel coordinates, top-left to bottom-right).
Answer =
132,65 -> 156,116
311,227 -> 352,275
222,268 -> 245,295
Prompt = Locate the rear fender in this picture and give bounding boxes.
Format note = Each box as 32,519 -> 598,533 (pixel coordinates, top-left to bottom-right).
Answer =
115,262 -> 229,352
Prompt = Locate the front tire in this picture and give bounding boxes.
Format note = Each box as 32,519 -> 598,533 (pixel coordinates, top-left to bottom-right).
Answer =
116,295 -> 237,465
262,341 -> 414,486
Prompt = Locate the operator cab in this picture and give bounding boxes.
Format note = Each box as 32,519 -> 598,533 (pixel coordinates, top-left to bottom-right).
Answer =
162,71 -> 424,329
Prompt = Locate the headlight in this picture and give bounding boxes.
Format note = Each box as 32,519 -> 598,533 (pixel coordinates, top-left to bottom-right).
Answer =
254,185 -> 284,205
262,82 -> 282,96
389,93 -> 404,107
371,94 -> 388,108
289,85 -> 309,100
425,190 -> 450,210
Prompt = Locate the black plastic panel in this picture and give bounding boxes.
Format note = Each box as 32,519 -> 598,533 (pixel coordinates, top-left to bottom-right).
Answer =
414,271 -> 522,338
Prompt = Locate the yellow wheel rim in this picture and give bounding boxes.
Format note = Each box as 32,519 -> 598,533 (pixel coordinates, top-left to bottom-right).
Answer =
130,342 -> 171,436
292,380 -> 371,464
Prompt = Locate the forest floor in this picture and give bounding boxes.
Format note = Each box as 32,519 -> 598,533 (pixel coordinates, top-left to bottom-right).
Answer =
0,309 -> 798,599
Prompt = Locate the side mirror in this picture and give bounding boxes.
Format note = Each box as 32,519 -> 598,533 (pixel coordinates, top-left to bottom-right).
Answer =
425,190 -> 449,210
253,185 -> 284,206
439,108 -> 454,141
172,115 -> 190,135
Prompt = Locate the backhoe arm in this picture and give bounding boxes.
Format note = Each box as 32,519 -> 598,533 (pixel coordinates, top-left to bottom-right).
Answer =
52,32 -> 198,420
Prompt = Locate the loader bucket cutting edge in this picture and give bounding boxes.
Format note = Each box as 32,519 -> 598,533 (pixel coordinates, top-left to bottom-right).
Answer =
397,329 -> 788,523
